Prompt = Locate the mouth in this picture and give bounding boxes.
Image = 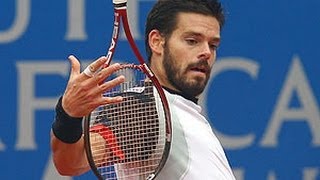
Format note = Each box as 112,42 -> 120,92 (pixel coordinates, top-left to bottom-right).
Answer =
190,66 -> 208,74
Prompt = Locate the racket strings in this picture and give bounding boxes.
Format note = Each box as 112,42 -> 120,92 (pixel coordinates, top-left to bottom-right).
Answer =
100,163 -> 159,180
91,98 -> 158,120
88,67 -> 166,179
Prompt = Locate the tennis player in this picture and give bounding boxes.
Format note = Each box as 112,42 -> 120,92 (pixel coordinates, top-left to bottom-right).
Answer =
51,0 -> 236,179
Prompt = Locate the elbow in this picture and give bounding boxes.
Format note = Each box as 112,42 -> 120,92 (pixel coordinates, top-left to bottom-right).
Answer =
56,169 -> 82,177
53,158 -> 88,176
54,166 -> 75,176
50,130 -> 89,176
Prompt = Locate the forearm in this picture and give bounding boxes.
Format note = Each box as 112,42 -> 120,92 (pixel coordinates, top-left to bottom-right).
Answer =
51,131 -> 90,176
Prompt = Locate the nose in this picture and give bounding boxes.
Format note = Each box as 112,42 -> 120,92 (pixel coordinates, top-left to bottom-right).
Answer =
198,43 -> 214,60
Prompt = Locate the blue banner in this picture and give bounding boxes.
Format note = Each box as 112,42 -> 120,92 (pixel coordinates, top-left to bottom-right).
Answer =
1,0 -> 319,179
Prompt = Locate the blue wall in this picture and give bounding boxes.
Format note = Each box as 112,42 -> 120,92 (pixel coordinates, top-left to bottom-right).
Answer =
0,0 -> 319,179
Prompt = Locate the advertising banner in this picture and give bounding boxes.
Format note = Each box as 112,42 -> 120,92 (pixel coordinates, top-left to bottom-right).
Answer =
0,0 -> 319,179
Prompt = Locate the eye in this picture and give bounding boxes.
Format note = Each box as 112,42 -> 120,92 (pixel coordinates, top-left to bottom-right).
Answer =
209,44 -> 218,50
185,38 -> 198,46
209,42 -> 219,51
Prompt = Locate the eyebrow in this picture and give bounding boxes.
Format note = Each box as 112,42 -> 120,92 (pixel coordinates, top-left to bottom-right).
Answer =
183,31 -> 221,43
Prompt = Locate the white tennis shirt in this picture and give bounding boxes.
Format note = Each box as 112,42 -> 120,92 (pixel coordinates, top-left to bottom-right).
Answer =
156,91 -> 236,180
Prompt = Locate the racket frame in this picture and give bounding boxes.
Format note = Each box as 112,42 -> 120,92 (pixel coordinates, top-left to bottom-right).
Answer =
84,1 -> 172,179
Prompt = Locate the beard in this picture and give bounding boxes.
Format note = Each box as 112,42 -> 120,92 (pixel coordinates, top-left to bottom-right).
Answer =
162,45 -> 211,98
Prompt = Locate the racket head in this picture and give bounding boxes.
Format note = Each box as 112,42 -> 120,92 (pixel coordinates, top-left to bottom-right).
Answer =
84,64 -> 171,180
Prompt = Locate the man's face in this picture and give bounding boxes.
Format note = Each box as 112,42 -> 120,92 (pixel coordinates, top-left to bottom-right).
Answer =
162,12 -> 221,97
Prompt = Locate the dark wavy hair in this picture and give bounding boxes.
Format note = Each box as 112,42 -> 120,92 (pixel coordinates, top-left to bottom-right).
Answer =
145,0 -> 225,62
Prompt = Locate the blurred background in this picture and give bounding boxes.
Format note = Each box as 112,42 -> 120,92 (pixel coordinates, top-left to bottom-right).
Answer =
0,0 -> 319,179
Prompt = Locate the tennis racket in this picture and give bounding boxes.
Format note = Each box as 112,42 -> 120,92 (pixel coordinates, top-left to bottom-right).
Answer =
83,0 -> 172,179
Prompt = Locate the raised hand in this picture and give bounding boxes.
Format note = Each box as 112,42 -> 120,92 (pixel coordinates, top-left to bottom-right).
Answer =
62,55 -> 125,118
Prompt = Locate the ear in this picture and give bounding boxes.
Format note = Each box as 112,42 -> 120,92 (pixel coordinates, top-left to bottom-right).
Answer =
148,30 -> 165,55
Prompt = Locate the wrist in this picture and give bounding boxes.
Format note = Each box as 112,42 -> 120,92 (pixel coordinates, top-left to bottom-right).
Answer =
52,96 -> 83,144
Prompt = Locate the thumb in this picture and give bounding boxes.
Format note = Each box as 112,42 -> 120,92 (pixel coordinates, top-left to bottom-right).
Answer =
68,55 -> 81,79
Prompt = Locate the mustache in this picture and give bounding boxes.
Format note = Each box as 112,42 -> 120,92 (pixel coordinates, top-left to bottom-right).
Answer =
187,60 -> 211,74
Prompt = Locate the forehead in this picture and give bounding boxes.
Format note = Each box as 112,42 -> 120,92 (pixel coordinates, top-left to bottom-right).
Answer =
173,12 -> 221,38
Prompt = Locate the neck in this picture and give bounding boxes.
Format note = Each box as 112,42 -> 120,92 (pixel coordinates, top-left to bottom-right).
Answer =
162,86 -> 198,104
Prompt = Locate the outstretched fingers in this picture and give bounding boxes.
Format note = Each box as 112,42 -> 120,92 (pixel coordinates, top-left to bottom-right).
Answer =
82,56 -> 108,79
98,75 -> 125,105
62,55 -> 125,117
81,63 -> 125,108
84,63 -> 122,87
68,55 -> 81,80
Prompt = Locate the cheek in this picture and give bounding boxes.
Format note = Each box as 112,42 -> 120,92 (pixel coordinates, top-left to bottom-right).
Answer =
209,52 -> 217,66
166,40 -> 193,71
175,57 -> 189,74
210,57 -> 216,67
169,49 -> 185,67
